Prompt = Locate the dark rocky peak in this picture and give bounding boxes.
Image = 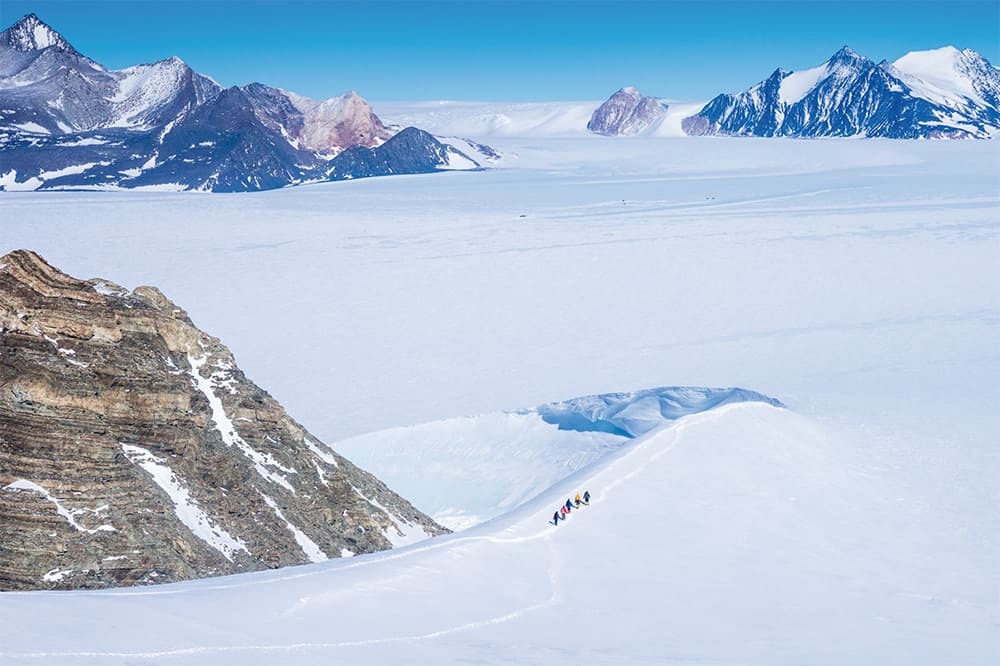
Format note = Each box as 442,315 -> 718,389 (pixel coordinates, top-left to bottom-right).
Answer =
766,67 -> 792,85
240,81 -> 305,134
325,126 -> 478,180
0,13 -> 79,55
827,45 -> 870,72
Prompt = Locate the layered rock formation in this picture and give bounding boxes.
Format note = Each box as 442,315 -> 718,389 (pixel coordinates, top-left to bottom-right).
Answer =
0,250 -> 447,591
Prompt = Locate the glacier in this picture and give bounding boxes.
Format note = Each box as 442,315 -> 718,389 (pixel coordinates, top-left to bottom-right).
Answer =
0,133 -> 996,663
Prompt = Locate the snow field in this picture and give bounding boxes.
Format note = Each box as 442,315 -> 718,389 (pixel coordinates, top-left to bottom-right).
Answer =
0,135 -> 996,663
0,403 -> 993,664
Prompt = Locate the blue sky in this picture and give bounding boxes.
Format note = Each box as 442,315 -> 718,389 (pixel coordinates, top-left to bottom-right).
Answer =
3,1 -> 998,101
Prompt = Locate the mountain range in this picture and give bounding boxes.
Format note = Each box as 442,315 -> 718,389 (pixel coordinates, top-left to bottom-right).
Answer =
0,14 -> 485,192
592,45 -> 1000,138
3,13 -> 998,195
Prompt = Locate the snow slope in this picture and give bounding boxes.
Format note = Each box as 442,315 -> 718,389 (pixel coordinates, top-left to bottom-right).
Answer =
0,403 -> 993,664
335,386 -> 780,529
892,45 -> 993,107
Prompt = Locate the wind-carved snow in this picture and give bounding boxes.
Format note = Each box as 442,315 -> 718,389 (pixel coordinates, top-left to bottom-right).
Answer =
120,443 -> 248,561
188,353 -> 296,492
892,46 -> 987,106
535,386 -> 783,438
336,387 -> 781,530
3,480 -> 115,534
256,491 -> 327,563
778,63 -> 829,104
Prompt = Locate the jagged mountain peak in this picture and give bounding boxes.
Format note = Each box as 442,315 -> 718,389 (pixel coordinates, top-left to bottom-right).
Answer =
826,45 -> 871,72
0,13 -> 77,54
830,45 -> 860,60
116,55 -> 194,79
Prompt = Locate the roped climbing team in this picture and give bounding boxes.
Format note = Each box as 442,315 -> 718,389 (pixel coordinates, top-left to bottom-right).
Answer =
552,490 -> 591,525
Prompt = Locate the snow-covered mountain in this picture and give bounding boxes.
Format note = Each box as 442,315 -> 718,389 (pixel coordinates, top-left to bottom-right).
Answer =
682,46 -> 1000,139
587,86 -> 665,135
889,45 -> 1000,131
0,14 -> 220,134
0,14 -> 481,192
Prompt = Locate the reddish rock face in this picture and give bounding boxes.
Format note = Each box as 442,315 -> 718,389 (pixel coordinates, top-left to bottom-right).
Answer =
0,250 -> 447,591
292,91 -> 394,155
588,87 -> 665,136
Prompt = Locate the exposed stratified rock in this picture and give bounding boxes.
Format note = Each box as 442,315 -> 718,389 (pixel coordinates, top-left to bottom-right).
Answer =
0,250 -> 448,591
587,87 -> 664,136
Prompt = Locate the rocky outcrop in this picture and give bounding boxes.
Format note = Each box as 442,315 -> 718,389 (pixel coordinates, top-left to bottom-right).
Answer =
0,250 -> 447,591
587,87 -> 664,136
